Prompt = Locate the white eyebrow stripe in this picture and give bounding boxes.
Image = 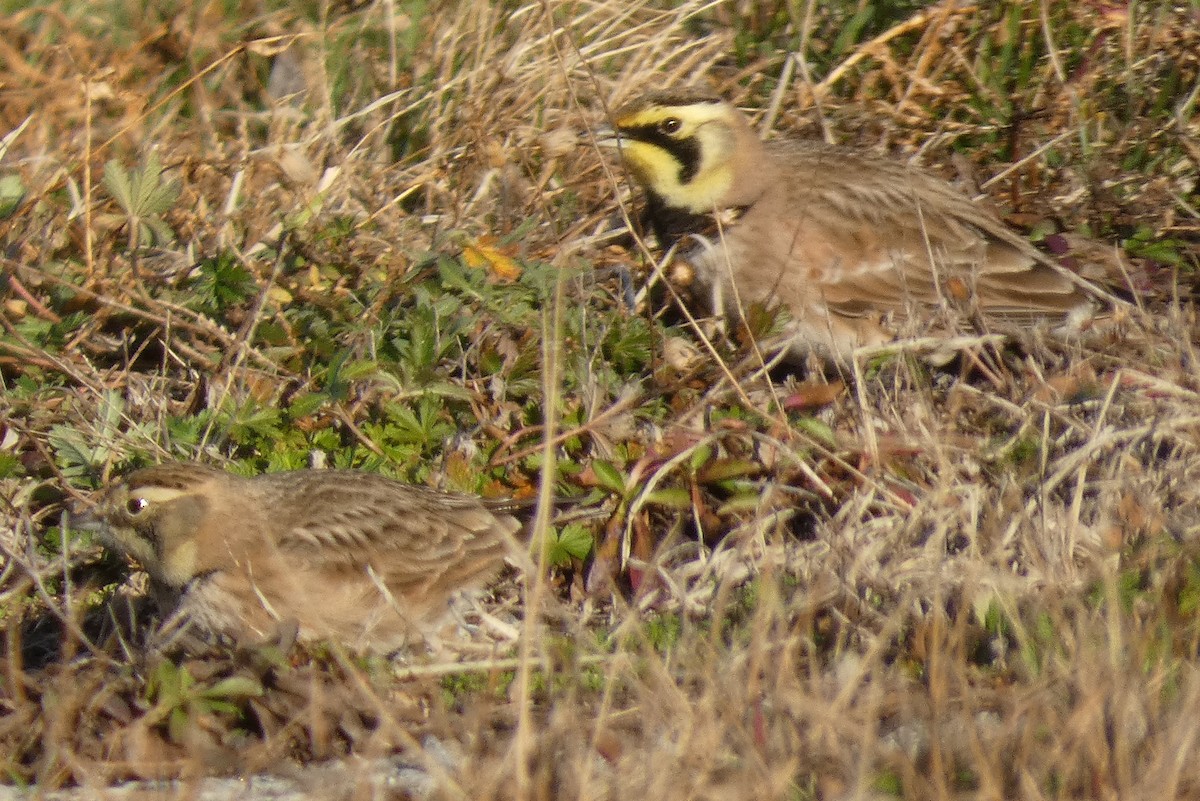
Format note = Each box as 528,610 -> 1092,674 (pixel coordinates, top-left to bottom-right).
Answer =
135,486 -> 190,504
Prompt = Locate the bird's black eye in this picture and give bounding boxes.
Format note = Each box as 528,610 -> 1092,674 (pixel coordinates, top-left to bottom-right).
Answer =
659,117 -> 682,135
126,497 -> 149,515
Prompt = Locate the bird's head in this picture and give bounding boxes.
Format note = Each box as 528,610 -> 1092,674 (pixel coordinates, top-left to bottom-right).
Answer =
603,90 -> 765,212
75,463 -> 226,588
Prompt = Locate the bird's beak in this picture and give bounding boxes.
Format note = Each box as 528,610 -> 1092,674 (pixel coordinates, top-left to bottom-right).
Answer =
591,125 -> 622,150
68,503 -> 105,535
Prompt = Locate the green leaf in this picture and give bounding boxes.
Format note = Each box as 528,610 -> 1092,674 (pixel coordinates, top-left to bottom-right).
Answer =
831,6 -> 873,56
1125,233 -> 1191,267
102,160 -> 133,212
1178,561 -> 1200,616
191,254 -> 257,313
643,487 -> 691,509
201,675 -> 265,700
603,315 -> 653,373
104,153 -> 180,218
694,458 -> 760,484
544,523 -> 594,565
0,173 -> 25,218
791,416 -> 836,447
0,452 -> 22,479
716,490 -> 770,515
688,444 -> 713,473
200,699 -> 243,716
168,708 -> 190,744
590,460 -> 626,495
102,153 -> 181,246
47,426 -> 96,479
287,392 -> 326,419
217,398 -> 284,444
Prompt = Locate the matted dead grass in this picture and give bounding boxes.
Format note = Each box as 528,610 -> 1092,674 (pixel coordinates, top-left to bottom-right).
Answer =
3,0 -> 1200,798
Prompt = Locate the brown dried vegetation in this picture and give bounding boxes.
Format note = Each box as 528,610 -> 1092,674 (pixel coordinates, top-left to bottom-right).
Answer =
3,1 -> 1200,798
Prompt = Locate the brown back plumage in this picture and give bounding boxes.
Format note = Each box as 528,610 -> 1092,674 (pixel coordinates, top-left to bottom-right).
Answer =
607,90 -> 1117,360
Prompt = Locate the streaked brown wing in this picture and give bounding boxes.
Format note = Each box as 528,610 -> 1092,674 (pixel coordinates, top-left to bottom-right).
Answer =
770,143 -> 1094,319
256,470 -> 519,592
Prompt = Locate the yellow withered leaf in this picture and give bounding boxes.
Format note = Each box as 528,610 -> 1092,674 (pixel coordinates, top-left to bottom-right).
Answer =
462,237 -> 522,282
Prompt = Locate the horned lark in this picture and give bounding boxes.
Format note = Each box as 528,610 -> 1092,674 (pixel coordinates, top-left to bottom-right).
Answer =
76,461 -> 525,652
603,89 -> 1110,362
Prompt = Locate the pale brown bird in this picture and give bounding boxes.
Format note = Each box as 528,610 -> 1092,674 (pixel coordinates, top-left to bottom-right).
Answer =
603,89 -> 1113,362
77,461 -> 526,652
